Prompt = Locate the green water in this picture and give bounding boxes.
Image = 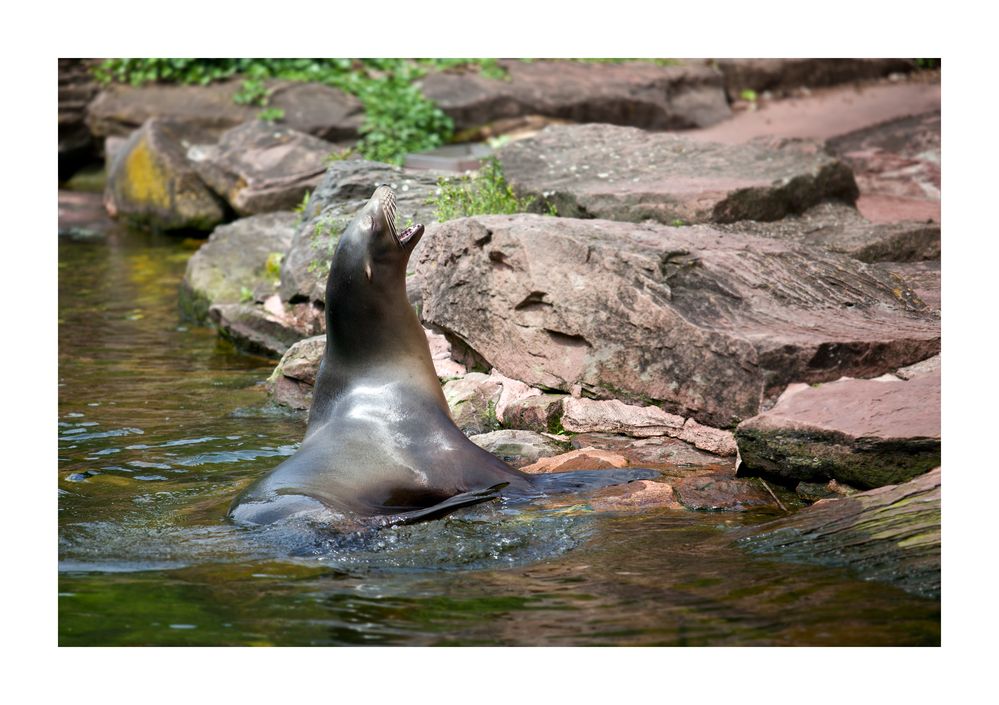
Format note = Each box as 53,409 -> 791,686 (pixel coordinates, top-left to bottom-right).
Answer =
57,220 -> 940,646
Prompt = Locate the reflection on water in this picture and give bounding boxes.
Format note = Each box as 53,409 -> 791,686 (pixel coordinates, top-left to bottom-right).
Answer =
58,220 -> 940,646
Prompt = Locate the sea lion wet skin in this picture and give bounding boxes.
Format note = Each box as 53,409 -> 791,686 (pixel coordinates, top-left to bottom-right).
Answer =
229,187 -> 654,527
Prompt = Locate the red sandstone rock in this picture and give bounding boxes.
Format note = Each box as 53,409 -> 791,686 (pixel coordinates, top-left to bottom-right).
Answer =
417,214 -> 940,427
673,473 -> 777,511
735,370 -> 940,488
590,480 -> 683,512
521,448 -> 630,474
421,60 -> 730,132
498,124 -> 858,225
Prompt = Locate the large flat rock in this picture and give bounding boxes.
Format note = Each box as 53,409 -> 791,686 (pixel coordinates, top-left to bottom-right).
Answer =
188,121 -> 334,216
279,160 -> 444,305
734,468 -> 940,598
86,79 -> 364,141
498,124 -> 858,224
735,370 -> 940,488
417,214 -> 940,427
104,119 -> 226,231
827,111 -> 941,224
715,59 -> 915,99
420,60 -> 731,132
179,212 -> 297,322
715,201 -> 939,263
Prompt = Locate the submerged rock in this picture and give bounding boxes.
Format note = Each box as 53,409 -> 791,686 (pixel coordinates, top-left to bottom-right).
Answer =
734,468 -> 941,598
498,124 -> 858,224
589,480 -> 683,512
421,59 -> 731,132
188,121 -> 335,215
180,211 -> 297,322
417,214 -> 940,427
673,474 -> 778,511
104,119 -> 226,231
735,369 -> 940,488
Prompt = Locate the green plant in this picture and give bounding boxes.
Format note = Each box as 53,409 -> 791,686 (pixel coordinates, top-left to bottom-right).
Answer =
234,78 -> 270,106
428,157 -> 540,222
239,286 -> 253,303
739,88 -> 758,102
258,107 -> 285,123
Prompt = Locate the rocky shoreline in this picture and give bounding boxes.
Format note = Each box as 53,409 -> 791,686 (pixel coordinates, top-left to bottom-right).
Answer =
59,59 -> 941,598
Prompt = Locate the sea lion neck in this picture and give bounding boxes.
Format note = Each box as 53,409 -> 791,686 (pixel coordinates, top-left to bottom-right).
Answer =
319,188 -> 437,388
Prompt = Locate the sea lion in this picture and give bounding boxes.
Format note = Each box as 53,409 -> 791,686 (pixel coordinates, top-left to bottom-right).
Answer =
229,186 -> 653,527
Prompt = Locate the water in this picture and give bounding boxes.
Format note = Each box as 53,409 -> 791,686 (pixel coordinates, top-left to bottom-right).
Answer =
57,215 -> 940,646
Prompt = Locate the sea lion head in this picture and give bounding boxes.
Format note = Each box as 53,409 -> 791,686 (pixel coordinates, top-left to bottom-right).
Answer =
335,186 -> 425,286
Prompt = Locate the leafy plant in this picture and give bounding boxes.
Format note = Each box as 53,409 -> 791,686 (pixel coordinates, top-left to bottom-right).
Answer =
258,107 -> 285,123
428,157 -> 542,222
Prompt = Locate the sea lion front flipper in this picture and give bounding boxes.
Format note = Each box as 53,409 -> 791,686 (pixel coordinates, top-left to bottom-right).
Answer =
381,483 -> 510,527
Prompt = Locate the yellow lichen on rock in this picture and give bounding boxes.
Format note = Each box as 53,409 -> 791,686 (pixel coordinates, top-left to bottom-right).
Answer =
121,135 -> 171,210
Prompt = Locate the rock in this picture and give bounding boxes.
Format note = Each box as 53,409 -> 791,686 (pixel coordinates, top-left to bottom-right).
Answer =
873,260 -> 940,312
735,369 -> 940,489
417,214 -> 940,427
560,397 -> 737,457
590,480 -> 683,512
895,354 -> 939,380
673,473 -> 777,511
442,373 -> 502,435
677,418 -> 738,456
468,429 -> 569,469
715,201 -> 939,263
279,160 -> 445,305
267,335 -> 326,410
86,79 -> 363,140
187,121 -> 335,215
420,60 -> 730,132
424,327 -> 467,379
502,394 -> 568,434
521,447 -> 630,474
209,299 -> 323,359
795,479 -> 858,502
104,119 -> 226,231
734,468 -> 940,598
715,59 -> 916,100
59,59 -> 100,179
497,124 -> 858,224
179,212 -> 297,322
570,433 -> 735,472
488,369 -> 542,423
58,190 -> 117,239
826,111 -> 940,224
561,397 -> 685,436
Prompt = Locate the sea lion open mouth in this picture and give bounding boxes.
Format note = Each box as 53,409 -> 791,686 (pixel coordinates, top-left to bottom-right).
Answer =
395,222 -> 425,248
